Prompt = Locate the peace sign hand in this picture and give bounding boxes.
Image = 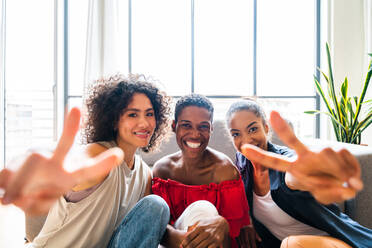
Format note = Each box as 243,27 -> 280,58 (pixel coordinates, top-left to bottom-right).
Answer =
241,111 -> 363,205
0,107 -> 124,215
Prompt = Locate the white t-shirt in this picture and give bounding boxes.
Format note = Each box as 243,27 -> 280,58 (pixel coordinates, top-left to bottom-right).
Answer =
28,141 -> 151,248
253,191 -> 328,240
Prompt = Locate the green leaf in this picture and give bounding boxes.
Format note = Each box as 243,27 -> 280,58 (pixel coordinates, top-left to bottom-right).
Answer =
339,100 -> 349,126
352,56 -> 372,131
351,117 -> 372,143
347,99 -> 355,129
325,43 -> 342,123
314,76 -> 333,115
354,112 -> 372,136
304,110 -> 318,114
341,77 -> 348,100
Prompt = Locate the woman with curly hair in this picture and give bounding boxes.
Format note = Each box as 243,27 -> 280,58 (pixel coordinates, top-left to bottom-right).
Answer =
0,74 -> 172,248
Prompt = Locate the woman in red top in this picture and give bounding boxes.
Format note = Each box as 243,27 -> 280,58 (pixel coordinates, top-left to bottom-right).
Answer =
152,94 -> 250,248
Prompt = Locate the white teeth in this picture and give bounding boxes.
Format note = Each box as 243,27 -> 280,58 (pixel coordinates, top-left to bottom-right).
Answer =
135,132 -> 148,135
186,142 -> 201,148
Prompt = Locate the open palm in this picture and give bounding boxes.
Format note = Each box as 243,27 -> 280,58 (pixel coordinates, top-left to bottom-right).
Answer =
241,111 -> 363,205
0,108 -> 123,215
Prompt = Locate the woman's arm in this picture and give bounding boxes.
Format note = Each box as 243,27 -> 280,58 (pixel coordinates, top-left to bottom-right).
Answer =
144,171 -> 152,196
241,111 -> 363,204
71,143 -> 117,191
0,108 -> 124,215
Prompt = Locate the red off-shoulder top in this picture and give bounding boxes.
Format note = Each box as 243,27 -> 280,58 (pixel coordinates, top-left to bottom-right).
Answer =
152,177 -> 250,246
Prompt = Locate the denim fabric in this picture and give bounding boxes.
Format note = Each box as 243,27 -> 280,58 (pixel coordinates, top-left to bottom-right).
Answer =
107,195 -> 170,248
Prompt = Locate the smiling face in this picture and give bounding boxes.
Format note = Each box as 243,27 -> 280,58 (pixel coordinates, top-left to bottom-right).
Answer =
228,110 -> 269,153
174,106 -> 212,158
116,93 -> 156,150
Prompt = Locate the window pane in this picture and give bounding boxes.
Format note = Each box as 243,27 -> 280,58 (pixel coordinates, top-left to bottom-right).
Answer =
69,0 -> 89,96
68,97 -> 83,110
209,98 -> 240,121
258,98 -> 315,139
132,0 -> 191,95
194,0 -> 253,96
209,97 -> 315,140
257,0 -> 315,96
5,0 -> 54,162
67,97 -> 83,145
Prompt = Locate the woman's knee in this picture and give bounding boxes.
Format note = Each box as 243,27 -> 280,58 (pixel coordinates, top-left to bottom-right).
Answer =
187,200 -> 218,215
280,235 -> 352,248
139,195 -> 170,224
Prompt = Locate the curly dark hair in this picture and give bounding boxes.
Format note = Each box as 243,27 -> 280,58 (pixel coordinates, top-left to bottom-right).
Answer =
82,74 -> 172,152
174,94 -> 214,123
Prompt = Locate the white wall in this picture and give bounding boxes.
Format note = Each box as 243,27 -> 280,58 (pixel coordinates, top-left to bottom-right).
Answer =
328,0 -> 372,144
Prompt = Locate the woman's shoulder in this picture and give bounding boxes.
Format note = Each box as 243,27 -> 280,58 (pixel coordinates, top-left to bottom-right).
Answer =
207,148 -> 240,182
152,151 -> 181,179
85,142 -> 109,154
85,141 -> 121,156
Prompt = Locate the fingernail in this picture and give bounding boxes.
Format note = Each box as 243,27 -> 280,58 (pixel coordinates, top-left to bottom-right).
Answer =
349,177 -> 363,190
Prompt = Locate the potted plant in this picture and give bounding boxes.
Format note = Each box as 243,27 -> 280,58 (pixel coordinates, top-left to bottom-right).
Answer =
305,43 -> 372,144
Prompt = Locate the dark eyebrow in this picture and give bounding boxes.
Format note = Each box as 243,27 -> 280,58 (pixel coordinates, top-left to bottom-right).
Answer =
125,108 -> 154,112
230,128 -> 240,132
179,120 -> 192,123
246,121 -> 257,129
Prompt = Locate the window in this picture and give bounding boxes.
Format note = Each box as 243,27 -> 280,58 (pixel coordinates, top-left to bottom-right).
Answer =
2,0 -> 55,164
66,0 -> 320,141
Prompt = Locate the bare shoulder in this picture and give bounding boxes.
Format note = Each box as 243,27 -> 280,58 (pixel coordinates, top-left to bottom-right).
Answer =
72,143 -> 112,191
84,143 -> 109,157
152,152 -> 181,179
207,147 -> 240,181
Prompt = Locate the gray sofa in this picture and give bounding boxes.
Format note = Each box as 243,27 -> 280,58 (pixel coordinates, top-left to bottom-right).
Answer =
25,120 -> 372,242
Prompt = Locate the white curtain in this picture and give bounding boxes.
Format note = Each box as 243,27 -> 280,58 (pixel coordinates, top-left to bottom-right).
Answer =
84,0 -> 120,91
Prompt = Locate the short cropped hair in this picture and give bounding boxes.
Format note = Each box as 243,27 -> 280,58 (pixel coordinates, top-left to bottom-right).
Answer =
174,94 -> 214,123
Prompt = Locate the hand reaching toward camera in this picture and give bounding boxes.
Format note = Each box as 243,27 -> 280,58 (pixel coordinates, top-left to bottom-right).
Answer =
0,107 -> 124,215
241,111 -> 363,205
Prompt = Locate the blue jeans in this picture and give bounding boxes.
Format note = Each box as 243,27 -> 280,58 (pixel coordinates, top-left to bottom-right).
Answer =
107,195 -> 170,248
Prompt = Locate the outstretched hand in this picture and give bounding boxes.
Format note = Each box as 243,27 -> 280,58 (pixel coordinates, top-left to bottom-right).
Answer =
0,107 -> 124,215
241,111 -> 363,205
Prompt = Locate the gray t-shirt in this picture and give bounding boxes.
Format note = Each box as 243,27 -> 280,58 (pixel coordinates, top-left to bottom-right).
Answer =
28,141 -> 151,248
